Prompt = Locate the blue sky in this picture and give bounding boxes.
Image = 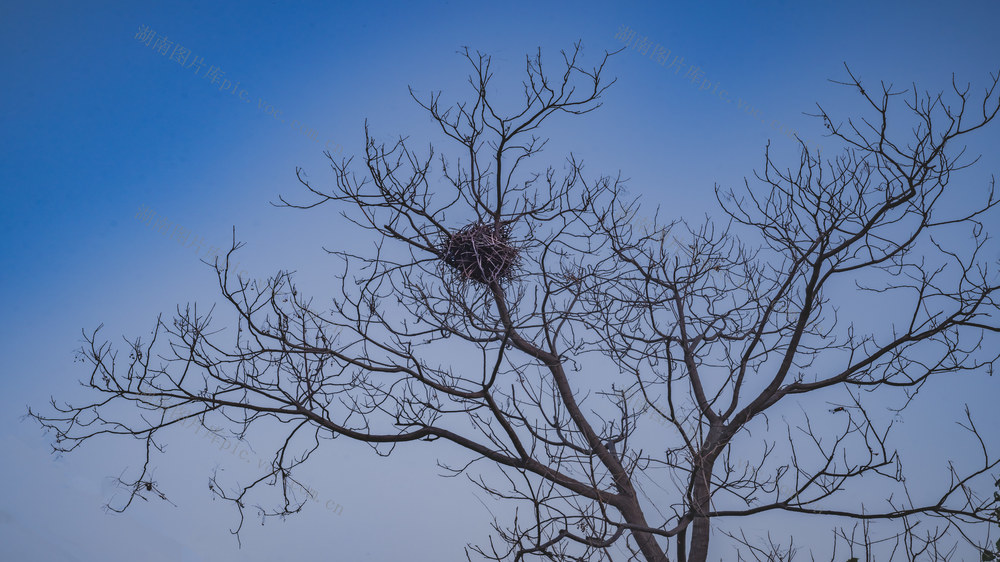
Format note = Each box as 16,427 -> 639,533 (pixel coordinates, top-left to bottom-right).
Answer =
2,0 -> 1000,559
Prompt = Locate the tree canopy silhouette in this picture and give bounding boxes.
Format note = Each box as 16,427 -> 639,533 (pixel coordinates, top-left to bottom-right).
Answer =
31,44 -> 1000,561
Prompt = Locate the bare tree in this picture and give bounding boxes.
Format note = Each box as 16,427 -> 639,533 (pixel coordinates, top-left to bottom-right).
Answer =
30,45 -> 1000,561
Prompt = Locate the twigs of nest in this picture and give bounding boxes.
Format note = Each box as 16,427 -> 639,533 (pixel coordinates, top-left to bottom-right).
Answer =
438,221 -> 521,286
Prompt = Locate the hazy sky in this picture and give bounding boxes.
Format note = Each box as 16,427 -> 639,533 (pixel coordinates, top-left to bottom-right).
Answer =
3,1 -> 1000,560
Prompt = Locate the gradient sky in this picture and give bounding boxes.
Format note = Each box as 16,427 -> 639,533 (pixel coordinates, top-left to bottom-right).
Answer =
3,1 -> 1000,560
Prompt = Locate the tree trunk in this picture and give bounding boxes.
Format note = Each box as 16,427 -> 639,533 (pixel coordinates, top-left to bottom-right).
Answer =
677,527 -> 687,562
686,455 -> 718,562
619,501 -> 670,562
632,528 -> 669,562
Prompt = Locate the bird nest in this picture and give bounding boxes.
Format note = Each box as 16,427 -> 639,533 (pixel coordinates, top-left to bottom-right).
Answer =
439,221 -> 521,285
